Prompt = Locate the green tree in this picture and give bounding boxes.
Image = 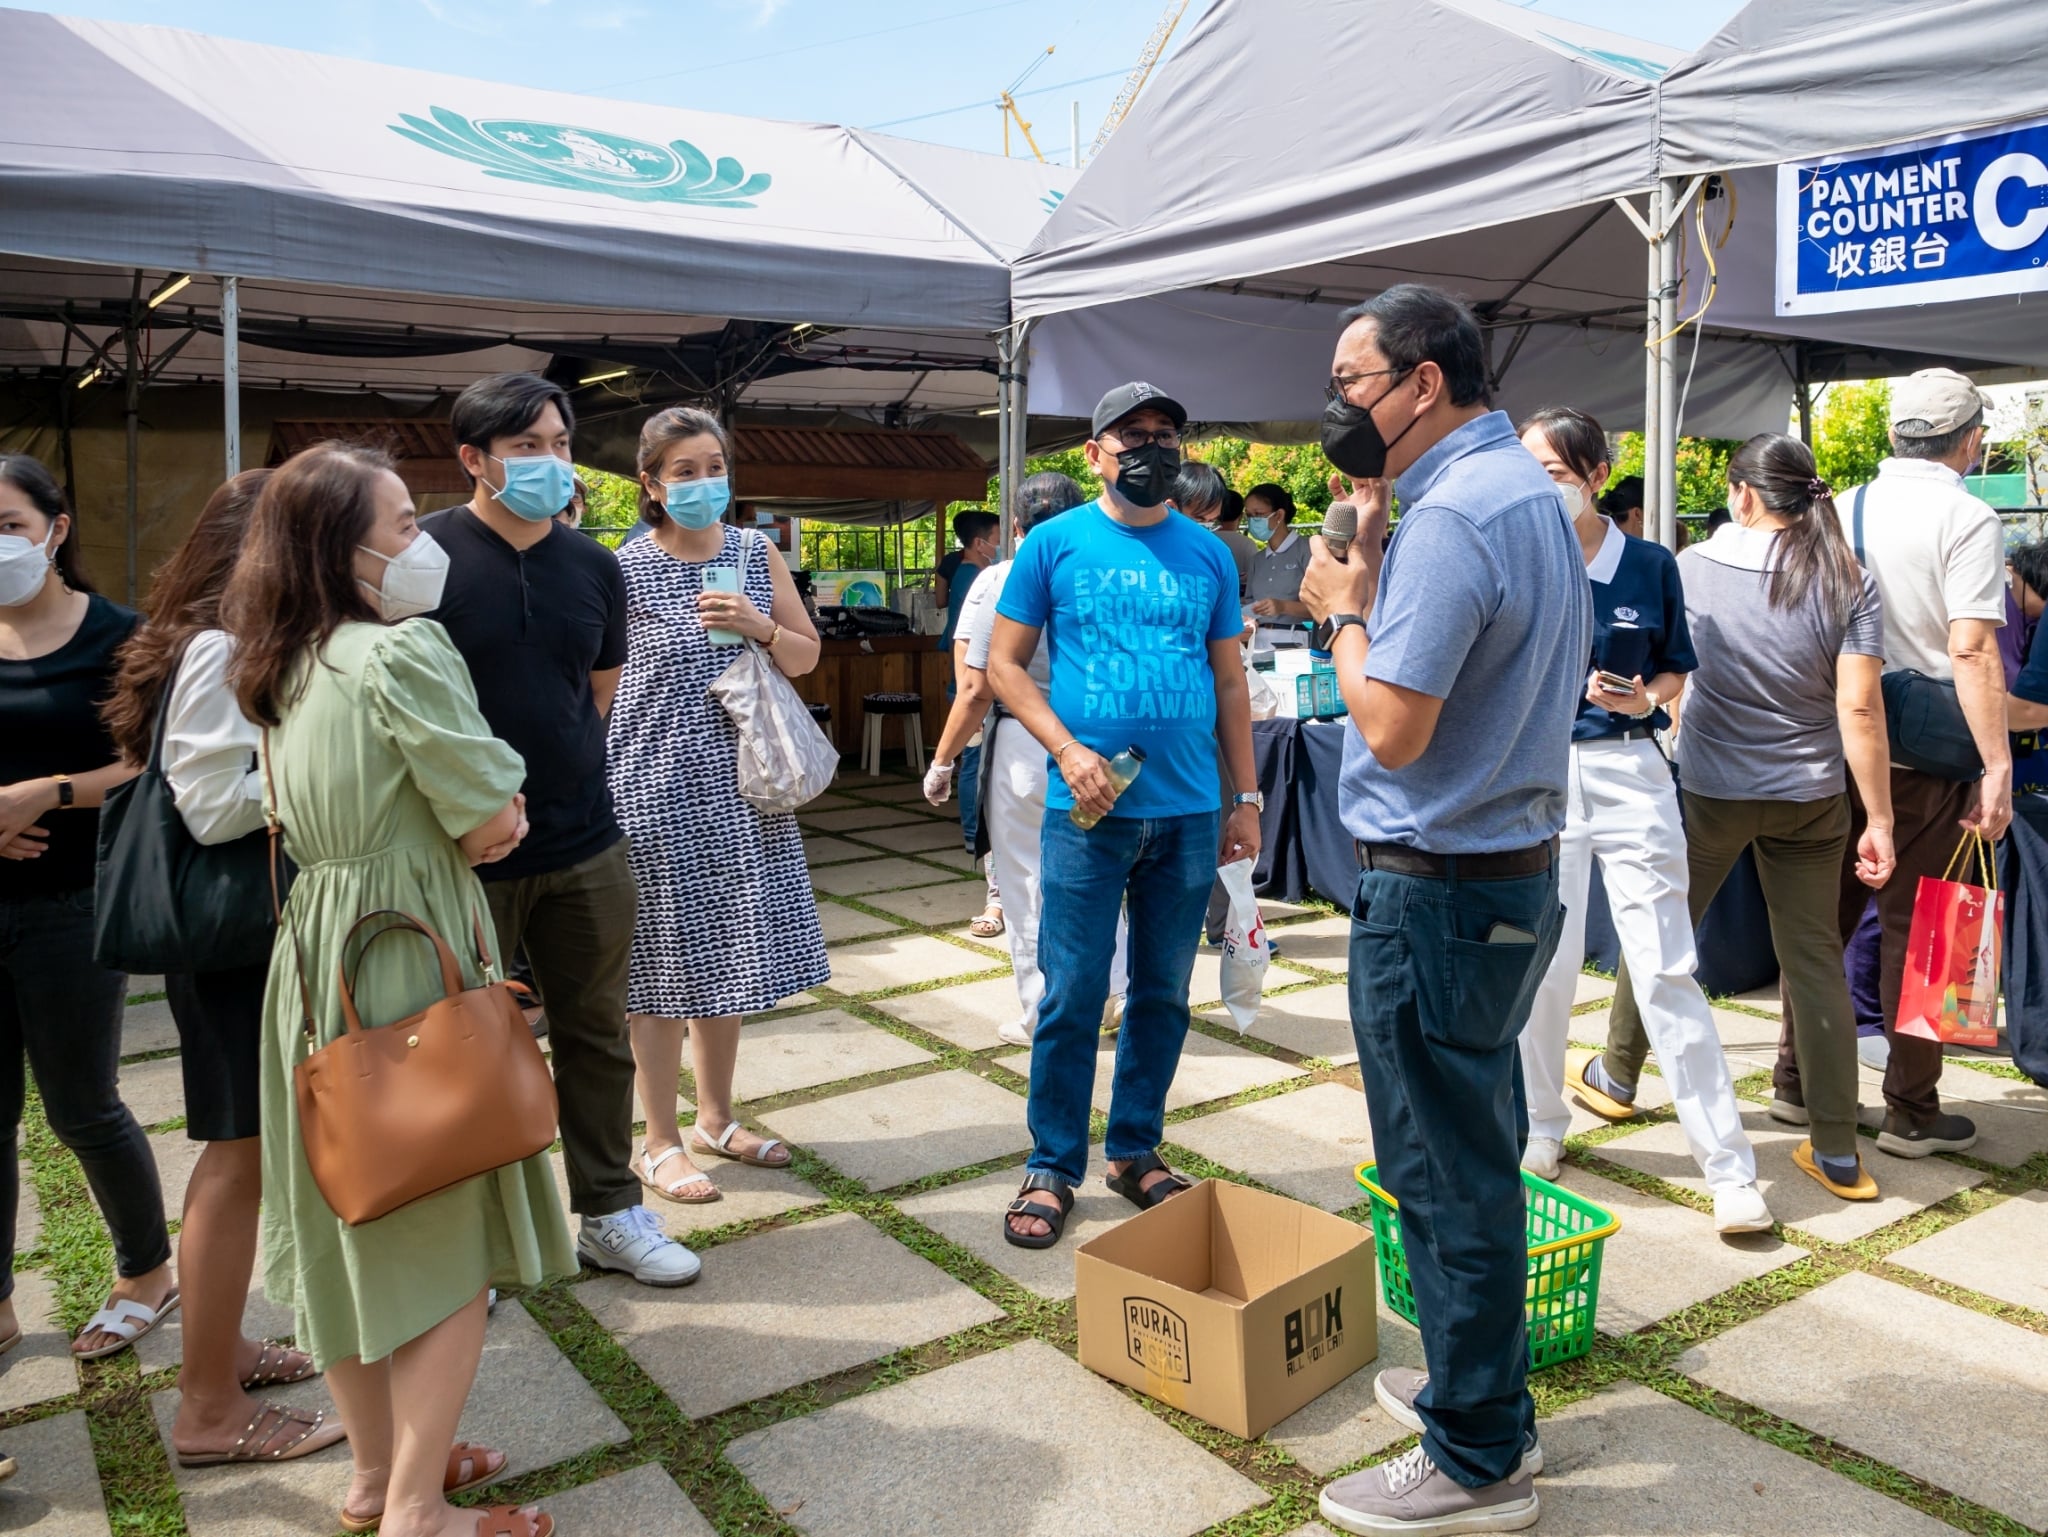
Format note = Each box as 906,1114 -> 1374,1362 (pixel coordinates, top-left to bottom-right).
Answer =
1606,432 -> 1740,514
573,464 -> 642,550
1812,380 -> 1891,491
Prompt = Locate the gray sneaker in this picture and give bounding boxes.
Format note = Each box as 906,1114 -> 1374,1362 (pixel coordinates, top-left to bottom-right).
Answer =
1372,1368 -> 1542,1477
1320,1445 -> 1538,1534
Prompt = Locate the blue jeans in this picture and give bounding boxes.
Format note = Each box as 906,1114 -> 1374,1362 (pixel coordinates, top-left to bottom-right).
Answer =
1348,858 -> 1561,1488
958,741 -> 982,854
1027,809 -> 1219,1187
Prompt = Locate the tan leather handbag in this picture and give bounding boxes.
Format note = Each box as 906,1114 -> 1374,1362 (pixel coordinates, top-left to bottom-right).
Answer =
288,908 -> 559,1226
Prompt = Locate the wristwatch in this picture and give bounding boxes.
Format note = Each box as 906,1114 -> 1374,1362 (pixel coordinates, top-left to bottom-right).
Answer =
1233,791 -> 1266,812
51,774 -> 73,808
1327,613 -> 1367,640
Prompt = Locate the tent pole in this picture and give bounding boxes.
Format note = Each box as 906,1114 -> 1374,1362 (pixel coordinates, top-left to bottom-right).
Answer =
1795,343 -> 1815,445
221,275 -> 241,484
1009,318 -> 1034,547
1657,176 -> 1681,550
55,327 -> 77,508
123,296 -> 141,605
996,327 -> 1021,556
1641,186 -> 1663,551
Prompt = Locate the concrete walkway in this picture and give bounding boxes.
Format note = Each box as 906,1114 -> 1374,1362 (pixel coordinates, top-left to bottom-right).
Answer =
8,772 -> 2046,1536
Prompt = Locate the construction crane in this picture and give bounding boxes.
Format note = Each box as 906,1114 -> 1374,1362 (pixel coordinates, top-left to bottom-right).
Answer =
999,46 -> 1055,162
1089,0 -> 1190,161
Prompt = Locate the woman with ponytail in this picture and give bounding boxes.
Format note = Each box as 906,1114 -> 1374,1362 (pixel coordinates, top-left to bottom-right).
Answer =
1512,408 -> 1768,1236
1605,432 -> 1895,1204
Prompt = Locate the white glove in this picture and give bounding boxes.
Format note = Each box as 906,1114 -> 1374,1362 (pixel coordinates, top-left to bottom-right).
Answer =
923,761 -> 956,805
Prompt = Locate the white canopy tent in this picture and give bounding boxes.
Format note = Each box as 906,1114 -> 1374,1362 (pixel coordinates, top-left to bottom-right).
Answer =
1013,0 -> 2048,544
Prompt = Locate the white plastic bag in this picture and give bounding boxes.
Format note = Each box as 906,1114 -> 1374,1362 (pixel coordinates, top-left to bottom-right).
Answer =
708,643 -> 841,813
1245,657 -> 1282,721
1216,857 -> 1270,1032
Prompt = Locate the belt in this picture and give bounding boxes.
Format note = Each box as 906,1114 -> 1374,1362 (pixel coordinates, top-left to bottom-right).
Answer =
1354,837 -> 1558,879
1584,726 -> 1656,744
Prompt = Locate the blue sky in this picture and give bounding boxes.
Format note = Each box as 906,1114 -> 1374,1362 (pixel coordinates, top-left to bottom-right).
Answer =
15,0 -> 1740,156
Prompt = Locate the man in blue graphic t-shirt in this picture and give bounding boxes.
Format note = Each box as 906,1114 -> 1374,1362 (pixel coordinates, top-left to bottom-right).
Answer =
987,382 -> 1261,1250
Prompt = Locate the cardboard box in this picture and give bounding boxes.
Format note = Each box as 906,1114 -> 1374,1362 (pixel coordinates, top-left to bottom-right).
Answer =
1075,1179 -> 1378,1439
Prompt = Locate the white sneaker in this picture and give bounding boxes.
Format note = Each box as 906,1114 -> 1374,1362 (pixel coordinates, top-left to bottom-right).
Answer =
997,1019 -> 1033,1048
578,1206 -> 701,1287
1712,1182 -> 1774,1234
1520,1137 -> 1563,1181
1856,1033 -> 1891,1072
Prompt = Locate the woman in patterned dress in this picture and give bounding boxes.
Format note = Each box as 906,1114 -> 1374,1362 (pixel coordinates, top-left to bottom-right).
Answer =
607,408 -> 828,1204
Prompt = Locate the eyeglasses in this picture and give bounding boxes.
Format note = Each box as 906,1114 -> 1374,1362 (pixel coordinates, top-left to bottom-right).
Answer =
1325,366 -> 1411,404
1102,426 -> 1182,449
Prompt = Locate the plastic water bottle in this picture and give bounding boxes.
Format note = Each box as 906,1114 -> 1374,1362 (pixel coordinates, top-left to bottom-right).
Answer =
1070,746 -> 1146,830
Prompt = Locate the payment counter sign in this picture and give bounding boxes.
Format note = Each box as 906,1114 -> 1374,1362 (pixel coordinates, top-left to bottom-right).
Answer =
1777,113 -> 2048,315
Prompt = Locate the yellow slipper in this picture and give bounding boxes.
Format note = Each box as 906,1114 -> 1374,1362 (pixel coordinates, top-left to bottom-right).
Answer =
1565,1051 -> 1641,1123
1792,1139 -> 1879,1201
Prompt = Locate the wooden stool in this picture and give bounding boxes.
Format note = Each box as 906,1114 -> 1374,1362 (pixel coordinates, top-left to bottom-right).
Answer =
860,692 -> 925,776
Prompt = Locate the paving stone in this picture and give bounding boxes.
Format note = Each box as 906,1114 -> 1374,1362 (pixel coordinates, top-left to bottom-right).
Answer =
17,1164 -> 39,1252
587,1211 -> 1003,1419
539,1463 -> 716,1537
849,817 -> 967,853
122,997 -> 179,1057
862,878 -> 999,928
814,900 -> 904,943
0,1410 -> 112,1536
152,1377 -> 349,1537
802,833 -> 875,865
1262,914 -> 1350,970
997,1029 -> 1303,1118
115,1053 -> 186,1129
896,1164 -> 1134,1299
761,1069 -> 1029,1189
1729,984 -> 1784,1015
1710,1005 -> 1782,1057
726,1339 -> 1266,1537
553,1148 -> 822,1240
1211,981 -> 1356,1064
1552,1168 -> 1806,1336
730,1008 -> 934,1101
133,1247 -> 297,1374
1595,1106 -> 1982,1243
1187,948 -> 1225,1007
1890,1062 -> 2048,1169
800,806 -> 935,834
0,1273 -> 77,1412
1531,1379 -> 1960,1536
127,975 -> 166,1000
857,780 -> 949,805
1279,1528 -> 1341,1537
942,924 -> 1013,956
1889,1189 -> 2048,1316
149,1130 -> 203,1216
1168,1081 -> 1375,1212
809,857 -> 960,897
799,791 -> 864,811
1265,1310 -> 1425,1474
1571,971 -> 1614,1009
869,975 -> 1028,1050
825,934 -> 1000,995
919,844 -> 980,873
1682,1271 -> 2048,1531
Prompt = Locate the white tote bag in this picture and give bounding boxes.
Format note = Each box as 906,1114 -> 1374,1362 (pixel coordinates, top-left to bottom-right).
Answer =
709,642 -> 840,813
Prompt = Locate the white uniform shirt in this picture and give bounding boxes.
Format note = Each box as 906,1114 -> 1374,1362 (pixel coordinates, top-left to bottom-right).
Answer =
1839,457 -> 2004,680
164,628 -> 267,845
959,560 -> 1051,688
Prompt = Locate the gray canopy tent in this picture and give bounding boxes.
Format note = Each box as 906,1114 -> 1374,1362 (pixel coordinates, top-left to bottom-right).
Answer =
0,7 -> 1070,591
1011,0 -> 2048,546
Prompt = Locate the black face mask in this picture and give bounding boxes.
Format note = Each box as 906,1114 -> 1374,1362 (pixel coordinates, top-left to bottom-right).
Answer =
1111,443 -> 1180,509
1320,370 -> 1417,481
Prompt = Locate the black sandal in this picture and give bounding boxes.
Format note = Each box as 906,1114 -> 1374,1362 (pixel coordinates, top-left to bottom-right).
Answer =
1002,1171 -> 1075,1250
1105,1151 -> 1191,1211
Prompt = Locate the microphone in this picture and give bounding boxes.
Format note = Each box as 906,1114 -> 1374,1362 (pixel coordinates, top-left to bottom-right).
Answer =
1323,500 -> 1357,561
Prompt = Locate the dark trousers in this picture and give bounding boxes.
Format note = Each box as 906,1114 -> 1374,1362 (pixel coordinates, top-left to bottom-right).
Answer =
1777,770 -> 1975,1126
1609,793 -> 1862,1156
483,839 -> 639,1219
0,889 -> 170,1301
1348,857 -> 1559,1488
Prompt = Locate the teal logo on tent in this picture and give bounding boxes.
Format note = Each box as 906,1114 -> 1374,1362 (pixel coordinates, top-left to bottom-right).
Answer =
389,106 -> 771,207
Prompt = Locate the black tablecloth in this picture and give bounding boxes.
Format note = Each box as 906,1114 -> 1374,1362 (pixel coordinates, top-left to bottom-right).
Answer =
1253,715 -> 1781,994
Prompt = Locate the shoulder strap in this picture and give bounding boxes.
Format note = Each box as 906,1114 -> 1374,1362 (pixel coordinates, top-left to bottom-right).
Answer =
261,727 -> 319,1043
1851,485 -> 1867,566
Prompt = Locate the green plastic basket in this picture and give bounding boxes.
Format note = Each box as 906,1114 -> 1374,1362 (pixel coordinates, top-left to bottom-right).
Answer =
1354,1161 -> 1621,1372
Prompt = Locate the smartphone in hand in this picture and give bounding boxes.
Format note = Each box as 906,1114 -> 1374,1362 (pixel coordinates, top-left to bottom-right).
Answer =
1594,670 -> 1639,697
702,566 -> 743,646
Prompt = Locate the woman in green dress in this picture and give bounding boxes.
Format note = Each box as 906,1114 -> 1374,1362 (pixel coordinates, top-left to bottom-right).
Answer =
224,443 -> 570,1537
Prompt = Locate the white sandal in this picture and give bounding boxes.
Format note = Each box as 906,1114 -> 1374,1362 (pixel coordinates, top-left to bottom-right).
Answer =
690,1121 -> 790,1169
74,1290 -> 181,1360
634,1144 -> 721,1205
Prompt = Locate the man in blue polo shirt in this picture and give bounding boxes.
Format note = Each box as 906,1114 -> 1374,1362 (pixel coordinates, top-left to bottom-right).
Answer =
986,382 -> 1261,1250
1300,287 -> 1590,1535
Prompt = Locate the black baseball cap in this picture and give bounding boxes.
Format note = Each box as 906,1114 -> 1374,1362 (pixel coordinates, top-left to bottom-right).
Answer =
1091,381 -> 1189,439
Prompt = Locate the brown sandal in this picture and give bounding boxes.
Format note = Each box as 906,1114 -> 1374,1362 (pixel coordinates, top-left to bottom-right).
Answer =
473,1507 -> 555,1537
175,1402 -> 346,1467
339,1441 -> 507,1532
691,1120 -> 790,1169
241,1340 -> 317,1388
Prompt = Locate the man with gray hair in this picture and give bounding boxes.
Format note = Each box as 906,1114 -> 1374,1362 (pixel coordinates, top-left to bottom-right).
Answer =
1776,368 -> 2010,1163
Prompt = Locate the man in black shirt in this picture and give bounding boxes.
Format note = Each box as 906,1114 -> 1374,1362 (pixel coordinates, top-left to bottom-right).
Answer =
423,374 -> 697,1287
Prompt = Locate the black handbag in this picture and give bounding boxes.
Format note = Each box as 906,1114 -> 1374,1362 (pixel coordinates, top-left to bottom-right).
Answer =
1851,486 -> 1983,782
93,653 -> 291,974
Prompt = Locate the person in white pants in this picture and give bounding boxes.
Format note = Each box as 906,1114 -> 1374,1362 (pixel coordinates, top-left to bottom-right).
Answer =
925,473 -> 1125,1044
1514,407 -> 1771,1237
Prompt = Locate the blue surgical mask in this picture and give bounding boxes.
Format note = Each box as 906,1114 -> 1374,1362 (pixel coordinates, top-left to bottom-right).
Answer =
665,477 -> 731,531
490,454 -> 578,522
1248,516 -> 1272,542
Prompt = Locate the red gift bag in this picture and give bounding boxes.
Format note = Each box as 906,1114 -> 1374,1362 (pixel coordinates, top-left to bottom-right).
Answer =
1897,832 -> 2003,1048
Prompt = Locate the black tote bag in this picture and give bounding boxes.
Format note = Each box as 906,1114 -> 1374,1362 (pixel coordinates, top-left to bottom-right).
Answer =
93,655 -> 289,974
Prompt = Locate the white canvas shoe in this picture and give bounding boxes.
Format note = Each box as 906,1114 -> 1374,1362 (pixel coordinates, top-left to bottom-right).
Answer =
1712,1182 -> 1774,1234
